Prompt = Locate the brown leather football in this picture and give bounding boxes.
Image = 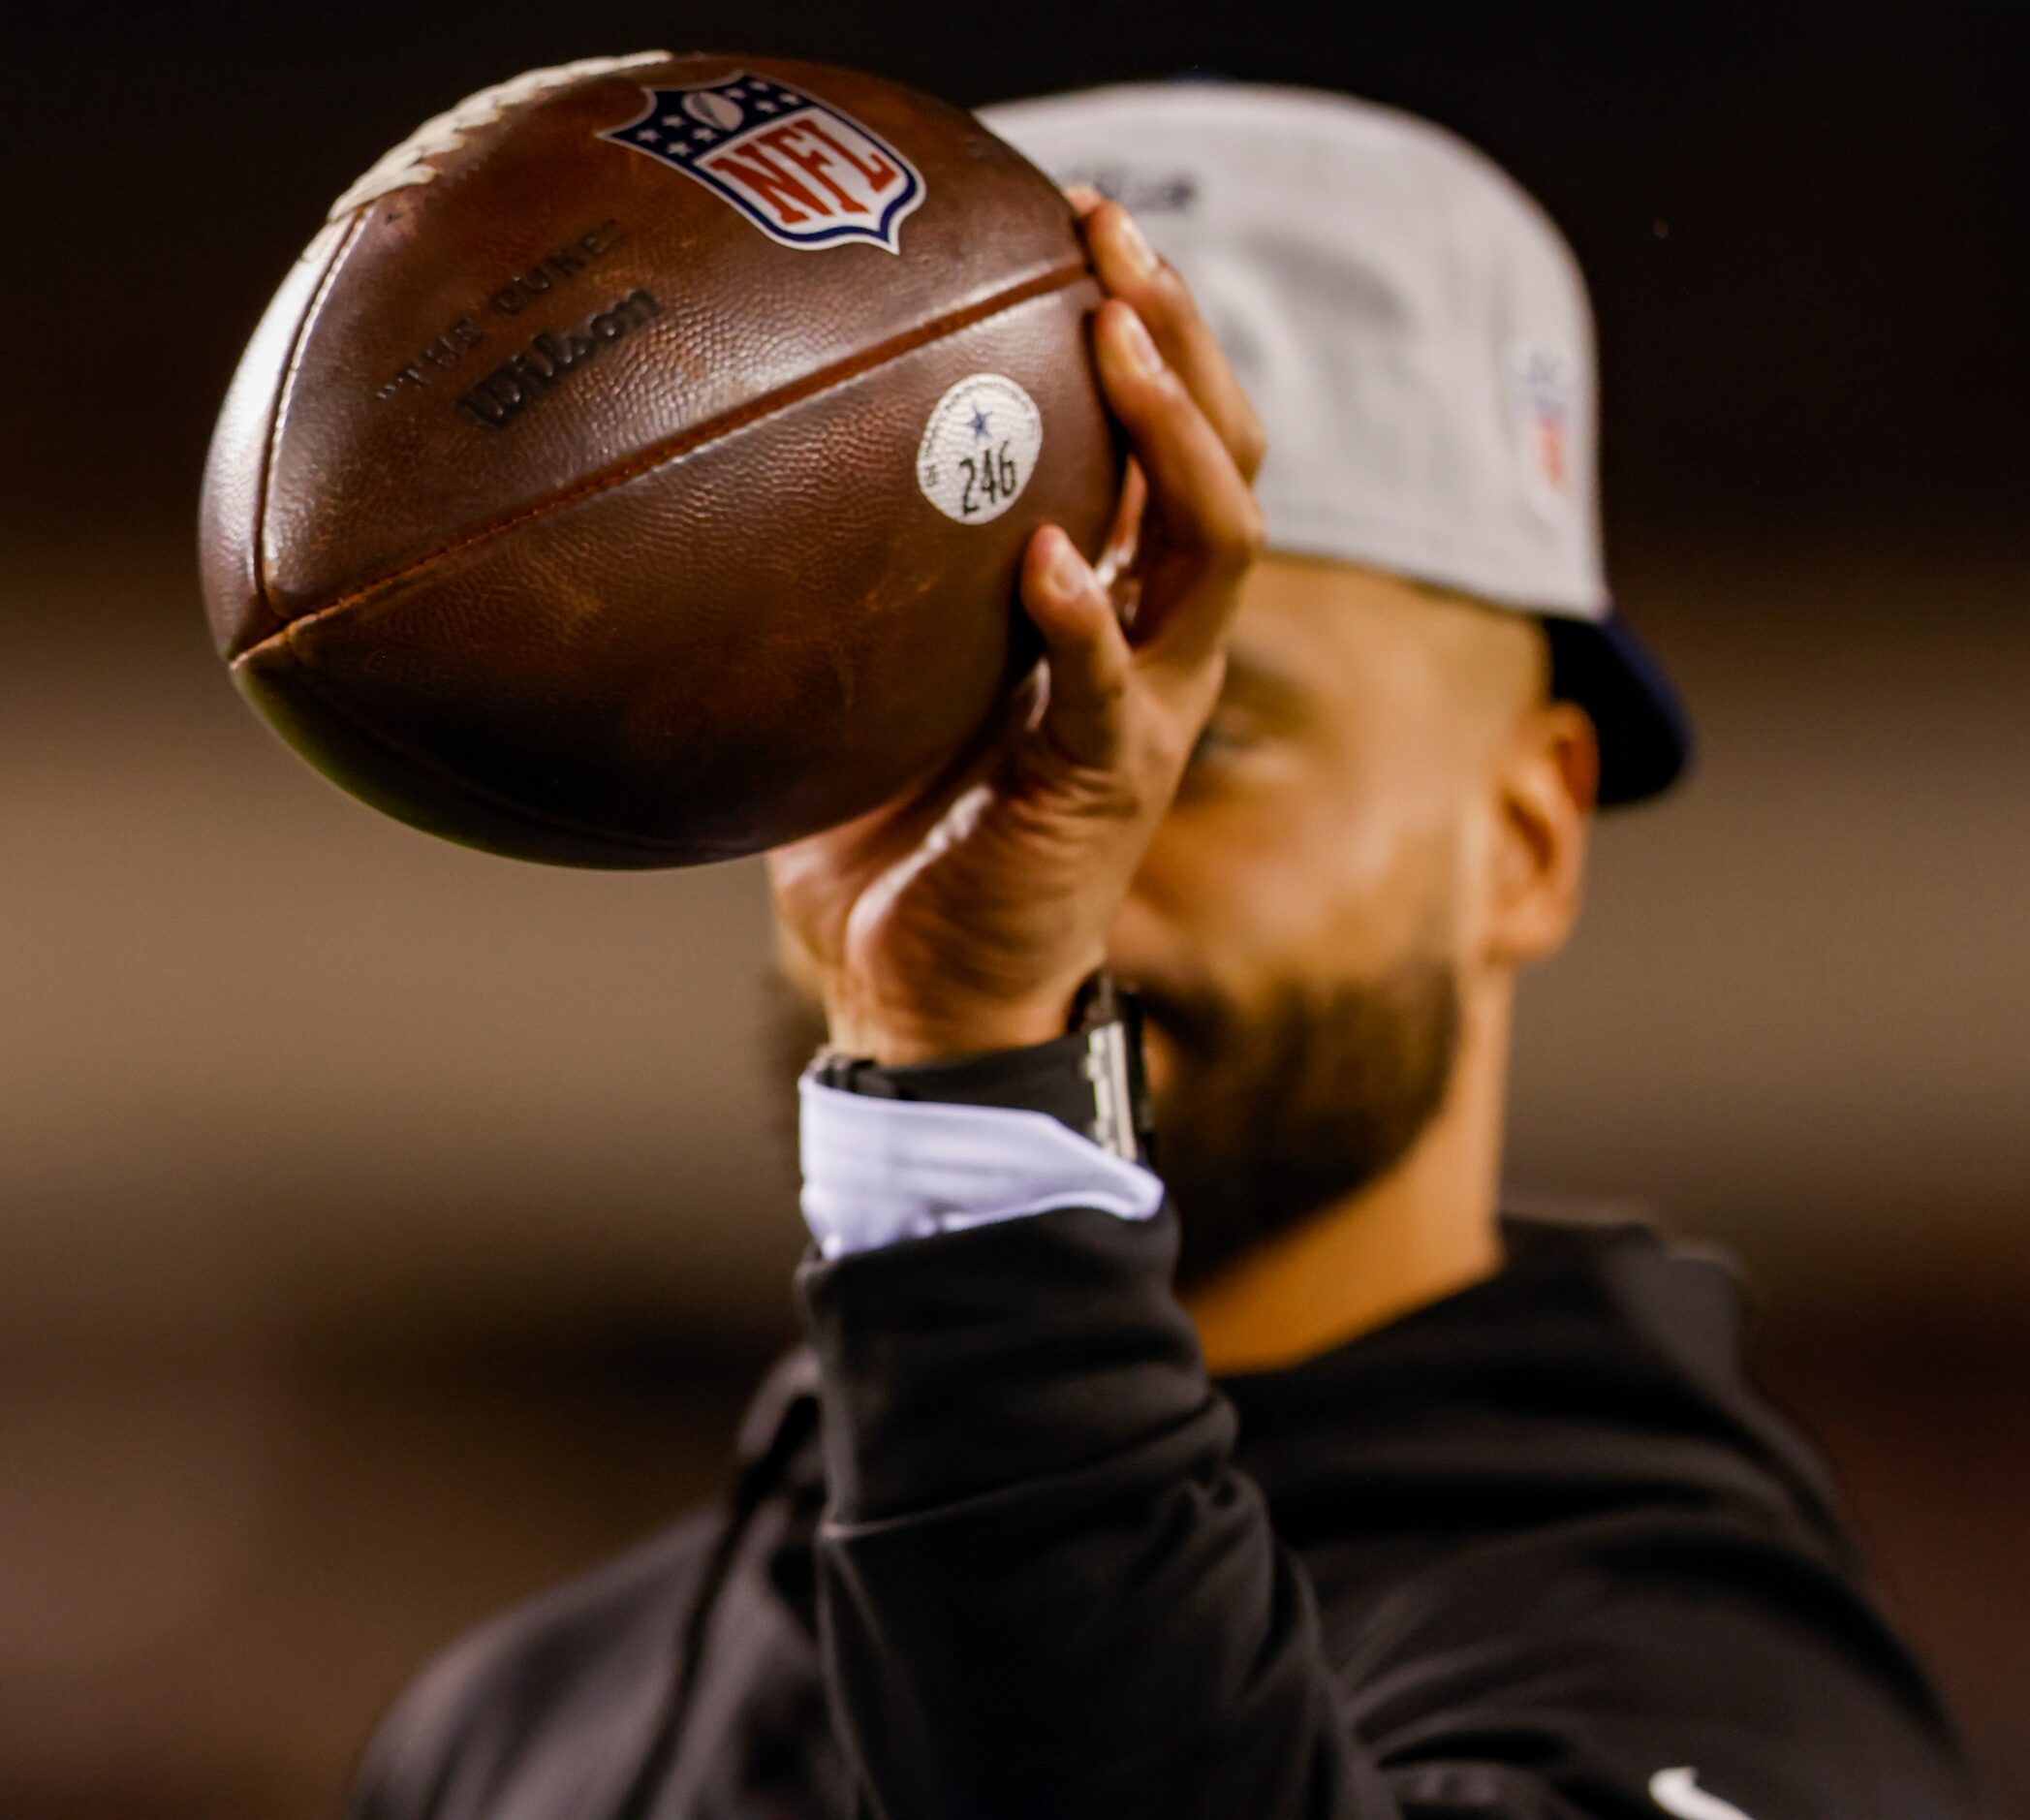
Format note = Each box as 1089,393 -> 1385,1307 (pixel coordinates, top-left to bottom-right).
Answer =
200,51 -> 1119,866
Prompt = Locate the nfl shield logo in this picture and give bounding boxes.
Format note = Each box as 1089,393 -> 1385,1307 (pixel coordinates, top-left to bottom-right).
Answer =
602,73 -> 925,254
1507,341 -> 1577,520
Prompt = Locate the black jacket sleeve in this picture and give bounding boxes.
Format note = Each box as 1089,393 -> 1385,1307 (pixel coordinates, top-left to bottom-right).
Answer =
797,1202 -> 1978,1820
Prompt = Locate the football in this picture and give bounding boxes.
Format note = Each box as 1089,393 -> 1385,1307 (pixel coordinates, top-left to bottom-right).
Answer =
200,52 -> 1119,866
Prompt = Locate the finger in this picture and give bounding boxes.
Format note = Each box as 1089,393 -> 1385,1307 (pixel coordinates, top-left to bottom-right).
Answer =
1063,182 -> 1106,219
1092,300 -> 1265,670
1094,455 -> 1146,594
1081,201 -> 1267,483
1020,524 -> 1132,772
767,663 -> 1043,894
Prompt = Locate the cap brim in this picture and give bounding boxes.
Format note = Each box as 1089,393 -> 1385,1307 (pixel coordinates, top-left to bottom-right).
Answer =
1541,609 -> 1693,806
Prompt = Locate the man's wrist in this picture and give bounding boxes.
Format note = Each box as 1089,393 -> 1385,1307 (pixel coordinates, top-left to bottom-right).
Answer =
811,973 -> 1153,1165
796,975 -> 1161,1260
821,987 -> 1085,1068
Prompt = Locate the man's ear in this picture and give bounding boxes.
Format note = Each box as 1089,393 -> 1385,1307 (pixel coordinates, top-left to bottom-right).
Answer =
1484,700 -> 1599,968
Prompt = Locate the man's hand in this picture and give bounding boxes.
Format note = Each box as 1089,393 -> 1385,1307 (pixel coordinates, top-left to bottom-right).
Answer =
767,198 -> 1266,1066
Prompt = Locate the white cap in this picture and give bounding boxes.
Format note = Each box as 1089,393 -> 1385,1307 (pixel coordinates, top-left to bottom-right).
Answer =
983,81 -> 1690,804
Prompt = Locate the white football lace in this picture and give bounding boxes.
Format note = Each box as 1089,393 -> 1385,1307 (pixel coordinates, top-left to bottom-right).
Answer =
328,50 -> 671,220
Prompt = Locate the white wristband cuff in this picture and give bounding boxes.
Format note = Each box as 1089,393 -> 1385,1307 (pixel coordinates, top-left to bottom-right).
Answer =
797,1076 -> 1166,1260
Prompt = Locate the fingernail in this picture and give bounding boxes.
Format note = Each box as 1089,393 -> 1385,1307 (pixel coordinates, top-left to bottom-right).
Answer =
1113,207 -> 1159,276
1113,308 -> 1163,377
1048,532 -> 1090,598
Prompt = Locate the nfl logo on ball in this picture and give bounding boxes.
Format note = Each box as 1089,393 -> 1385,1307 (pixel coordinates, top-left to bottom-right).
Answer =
604,73 -> 926,252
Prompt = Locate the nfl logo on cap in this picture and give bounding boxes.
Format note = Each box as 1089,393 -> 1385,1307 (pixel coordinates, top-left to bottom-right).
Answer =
604,73 -> 925,253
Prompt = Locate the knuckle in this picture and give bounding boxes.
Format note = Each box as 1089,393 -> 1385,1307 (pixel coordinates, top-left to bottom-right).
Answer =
1236,414 -> 1269,475
1221,499 -> 1268,570
1118,373 -> 1181,437
1112,775 -> 1153,822
1084,659 -> 1132,711
1142,254 -> 1187,310
1101,350 -> 1159,414
1038,757 -> 1144,824
1197,525 -> 1262,587
1137,347 -> 1183,398
1140,721 -> 1192,782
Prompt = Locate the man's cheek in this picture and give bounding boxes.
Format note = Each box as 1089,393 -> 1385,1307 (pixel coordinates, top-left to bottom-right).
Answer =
1140,1020 -> 1179,1103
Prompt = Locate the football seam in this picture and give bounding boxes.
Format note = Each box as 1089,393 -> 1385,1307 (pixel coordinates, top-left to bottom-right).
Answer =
252,212 -> 374,640
232,257 -> 1096,668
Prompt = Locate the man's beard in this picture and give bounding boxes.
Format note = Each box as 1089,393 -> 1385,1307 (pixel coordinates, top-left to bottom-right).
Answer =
760,946 -> 1462,1294
1139,955 -> 1462,1291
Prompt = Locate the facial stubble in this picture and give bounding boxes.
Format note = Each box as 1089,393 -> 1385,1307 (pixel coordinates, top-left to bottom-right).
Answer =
1137,946 -> 1462,1292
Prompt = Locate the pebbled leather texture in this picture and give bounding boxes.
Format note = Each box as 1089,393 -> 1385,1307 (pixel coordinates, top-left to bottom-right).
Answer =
199,53 -> 1121,867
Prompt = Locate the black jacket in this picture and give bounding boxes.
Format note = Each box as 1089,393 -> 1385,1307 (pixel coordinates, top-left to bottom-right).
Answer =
346,1208 -> 1977,1819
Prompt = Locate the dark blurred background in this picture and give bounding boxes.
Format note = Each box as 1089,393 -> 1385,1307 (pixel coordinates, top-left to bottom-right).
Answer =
4,2 -> 2025,1814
